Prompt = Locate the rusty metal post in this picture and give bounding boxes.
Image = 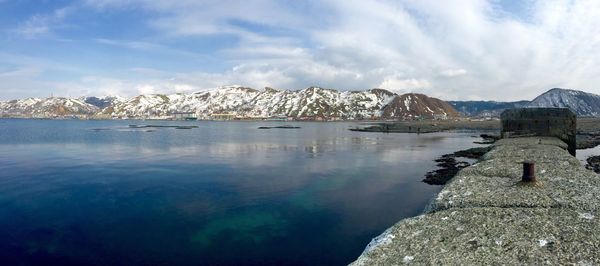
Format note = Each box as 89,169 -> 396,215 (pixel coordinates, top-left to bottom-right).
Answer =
522,161 -> 536,182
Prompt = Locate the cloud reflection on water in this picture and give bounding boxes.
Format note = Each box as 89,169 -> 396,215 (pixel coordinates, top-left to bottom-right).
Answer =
0,120 -> 485,264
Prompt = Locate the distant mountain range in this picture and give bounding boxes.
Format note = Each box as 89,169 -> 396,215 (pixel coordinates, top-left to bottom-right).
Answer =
451,88 -> 600,117
0,86 -> 458,120
2,87 -> 599,119
449,101 -> 530,117
0,97 -> 100,117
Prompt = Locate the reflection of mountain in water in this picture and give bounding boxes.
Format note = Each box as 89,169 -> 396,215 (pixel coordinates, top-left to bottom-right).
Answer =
0,120 -> 483,265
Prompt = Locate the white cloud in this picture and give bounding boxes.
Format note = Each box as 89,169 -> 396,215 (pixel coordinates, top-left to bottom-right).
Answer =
75,75 -> 200,97
0,67 -> 41,78
16,15 -> 51,38
440,69 -> 468,77
378,77 -> 432,94
94,38 -> 210,60
378,77 -> 431,91
15,7 -> 72,38
7,0 -> 600,101
137,84 -> 156,95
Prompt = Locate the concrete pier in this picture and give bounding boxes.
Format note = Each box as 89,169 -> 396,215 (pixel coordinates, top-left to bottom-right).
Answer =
351,137 -> 600,265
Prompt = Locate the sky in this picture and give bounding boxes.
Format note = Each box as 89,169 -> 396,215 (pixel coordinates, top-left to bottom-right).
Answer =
0,0 -> 599,101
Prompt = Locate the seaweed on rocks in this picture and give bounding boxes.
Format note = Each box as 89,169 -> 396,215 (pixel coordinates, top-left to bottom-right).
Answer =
474,134 -> 500,144
258,125 -> 301,129
577,132 -> 600,149
585,156 -> 600,174
423,155 -> 470,185
423,146 -> 492,185
128,125 -> 199,129
453,146 -> 493,159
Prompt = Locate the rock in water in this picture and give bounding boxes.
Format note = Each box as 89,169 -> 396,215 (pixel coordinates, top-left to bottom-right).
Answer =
586,156 -> 600,173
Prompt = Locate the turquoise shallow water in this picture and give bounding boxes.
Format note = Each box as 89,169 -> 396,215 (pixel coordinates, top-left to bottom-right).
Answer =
0,119 -> 483,265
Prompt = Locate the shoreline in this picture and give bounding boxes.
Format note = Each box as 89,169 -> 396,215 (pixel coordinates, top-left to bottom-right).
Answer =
0,117 -> 414,123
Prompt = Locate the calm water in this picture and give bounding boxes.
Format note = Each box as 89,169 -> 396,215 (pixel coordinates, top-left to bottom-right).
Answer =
0,119 -> 484,265
577,146 -> 600,164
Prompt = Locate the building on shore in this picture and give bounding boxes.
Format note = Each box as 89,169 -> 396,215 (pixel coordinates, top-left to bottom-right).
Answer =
210,113 -> 237,120
171,112 -> 198,120
265,115 -> 291,121
433,113 -> 448,120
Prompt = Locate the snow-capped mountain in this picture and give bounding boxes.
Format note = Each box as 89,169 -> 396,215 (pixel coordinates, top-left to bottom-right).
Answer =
0,86 -> 458,120
449,88 -> 600,117
0,97 -> 99,118
527,88 -> 600,117
103,86 -> 398,119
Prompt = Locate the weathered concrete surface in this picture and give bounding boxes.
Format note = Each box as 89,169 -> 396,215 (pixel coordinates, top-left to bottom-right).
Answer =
351,137 -> 600,265
352,207 -> 599,265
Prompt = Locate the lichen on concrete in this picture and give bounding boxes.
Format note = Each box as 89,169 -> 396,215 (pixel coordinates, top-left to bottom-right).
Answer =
427,169 -> 600,213
351,137 -> 600,265
351,207 -> 600,265
493,136 -> 569,149
460,139 -> 580,178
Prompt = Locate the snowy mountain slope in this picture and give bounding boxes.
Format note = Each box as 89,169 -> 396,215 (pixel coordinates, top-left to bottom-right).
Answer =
105,86 -> 261,117
527,88 -> 600,117
0,86 -> 458,119
0,97 -> 99,117
104,86 -> 398,119
243,87 -> 396,118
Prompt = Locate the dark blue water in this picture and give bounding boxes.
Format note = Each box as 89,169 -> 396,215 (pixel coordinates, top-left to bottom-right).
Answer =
0,119 -> 483,265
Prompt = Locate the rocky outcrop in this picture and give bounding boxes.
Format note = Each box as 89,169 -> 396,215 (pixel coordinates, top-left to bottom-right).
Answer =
586,156 -> 600,173
83,96 -> 124,109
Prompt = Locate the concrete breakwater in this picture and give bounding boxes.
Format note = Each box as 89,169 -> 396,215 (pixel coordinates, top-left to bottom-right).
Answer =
351,137 -> 600,265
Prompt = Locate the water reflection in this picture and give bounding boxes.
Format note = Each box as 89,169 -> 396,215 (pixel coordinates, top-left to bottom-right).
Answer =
0,120 -> 483,265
